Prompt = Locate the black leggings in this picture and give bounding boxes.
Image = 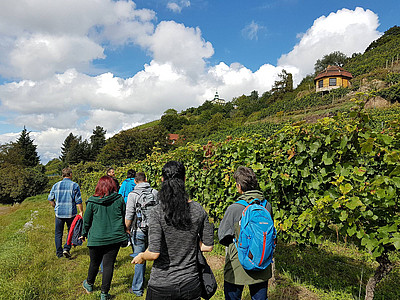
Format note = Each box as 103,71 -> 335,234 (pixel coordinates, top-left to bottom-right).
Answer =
87,243 -> 121,293
146,278 -> 201,300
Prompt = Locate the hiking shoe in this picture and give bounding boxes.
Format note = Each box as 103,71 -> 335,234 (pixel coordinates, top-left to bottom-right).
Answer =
82,280 -> 93,294
100,292 -> 112,300
63,250 -> 71,259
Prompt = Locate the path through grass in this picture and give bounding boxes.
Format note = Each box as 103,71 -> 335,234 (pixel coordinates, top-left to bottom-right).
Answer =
1,195 -> 398,300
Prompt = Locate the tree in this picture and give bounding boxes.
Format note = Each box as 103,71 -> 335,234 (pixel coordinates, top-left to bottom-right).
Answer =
271,70 -> 293,94
0,163 -> 48,203
0,142 -> 24,166
90,126 -> 107,160
60,133 -> 90,165
160,114 -> 189,132
60,133 -> 78,162
16,126 -> 40,167
97,125 -> 170,165
163,108 -> 178,115
314,51 -> 348,74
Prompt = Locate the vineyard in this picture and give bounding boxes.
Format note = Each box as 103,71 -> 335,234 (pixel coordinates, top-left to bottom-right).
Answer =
74,99 -> 400,299
254,88 -> 351,121
194,121 -> 282,145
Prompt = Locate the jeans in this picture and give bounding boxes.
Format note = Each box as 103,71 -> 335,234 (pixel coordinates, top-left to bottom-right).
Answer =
55,216 -> 74,257
131,231 -> 147,295
224,280 -> 268,300
87,243 -> 121,294
146,279 -> 201,300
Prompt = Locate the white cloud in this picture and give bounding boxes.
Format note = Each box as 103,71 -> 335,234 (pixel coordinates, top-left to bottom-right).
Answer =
7,34 -> 105,80
278,7 -> 381,81
167,1 -> 191,13
0,4 -> 383,163
241,21 -> 265,41
142,21 -> 214,80
0,0 -> 156,80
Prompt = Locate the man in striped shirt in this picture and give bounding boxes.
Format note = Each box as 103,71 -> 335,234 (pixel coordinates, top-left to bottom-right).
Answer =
48,167 -> 83,258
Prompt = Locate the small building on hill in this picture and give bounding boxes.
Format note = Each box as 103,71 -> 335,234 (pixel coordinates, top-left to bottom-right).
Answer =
211,91 -> 225,105
314,65 -> 353,92
168,133 -> 180,144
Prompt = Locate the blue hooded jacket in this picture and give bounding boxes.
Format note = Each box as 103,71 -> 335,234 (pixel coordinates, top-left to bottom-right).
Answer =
118,178 -> 136,203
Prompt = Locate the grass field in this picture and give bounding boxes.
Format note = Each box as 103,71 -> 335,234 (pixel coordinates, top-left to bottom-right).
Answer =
1,195 -> 399,300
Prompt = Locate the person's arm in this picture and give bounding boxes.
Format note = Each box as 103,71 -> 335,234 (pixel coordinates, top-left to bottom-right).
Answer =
200,241 -> 213,252
218,205 -> 236,246
125,192 -> 136,234
77,203 -> 83,217
80,202 -> 93,240
125,219 -> 132,234
132,249 -> 160,264
74,184 -> 83,216
200,208 -> 214,251
118,180 -> 126,196
48,185 -> 56,207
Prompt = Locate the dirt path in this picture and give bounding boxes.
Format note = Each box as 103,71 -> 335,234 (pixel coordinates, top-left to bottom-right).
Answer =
0,205 -> 17,216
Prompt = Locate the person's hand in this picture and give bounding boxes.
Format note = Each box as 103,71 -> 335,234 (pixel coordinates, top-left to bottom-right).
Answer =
79,236 -> 86,242
132,253 -> 145,264
79,212 -> 83,217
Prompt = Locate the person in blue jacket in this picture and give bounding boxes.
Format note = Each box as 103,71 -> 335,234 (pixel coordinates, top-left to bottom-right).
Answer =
119,169 -> 136,203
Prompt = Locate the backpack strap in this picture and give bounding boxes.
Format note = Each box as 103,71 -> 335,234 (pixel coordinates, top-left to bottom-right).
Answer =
236,198 -> 268,207
236,199 -> 249,207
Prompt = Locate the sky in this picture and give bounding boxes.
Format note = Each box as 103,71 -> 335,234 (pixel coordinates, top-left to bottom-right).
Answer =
0,0 -> 399,164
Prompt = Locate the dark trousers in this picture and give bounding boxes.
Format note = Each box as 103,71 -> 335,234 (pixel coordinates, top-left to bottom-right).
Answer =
87,243 -> 121,293
224,280 -> 268,300
55,216 -> 74,257
146,278 -> 201,300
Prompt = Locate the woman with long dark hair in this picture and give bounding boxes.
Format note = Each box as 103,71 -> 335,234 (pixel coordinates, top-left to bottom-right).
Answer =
132,161 -> 214,299
80,176 -> 127,300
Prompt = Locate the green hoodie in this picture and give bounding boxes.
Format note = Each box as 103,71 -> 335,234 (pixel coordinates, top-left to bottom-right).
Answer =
82,192 -> 127,247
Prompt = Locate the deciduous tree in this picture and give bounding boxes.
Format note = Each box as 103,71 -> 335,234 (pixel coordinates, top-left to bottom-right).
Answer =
314,51 -> 348,74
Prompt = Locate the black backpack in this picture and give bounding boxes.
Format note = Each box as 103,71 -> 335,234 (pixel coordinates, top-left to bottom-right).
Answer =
132,188 -> 158,233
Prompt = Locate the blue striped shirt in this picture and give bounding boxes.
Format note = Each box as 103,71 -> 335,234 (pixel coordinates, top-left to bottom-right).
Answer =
48,178 -> 82,218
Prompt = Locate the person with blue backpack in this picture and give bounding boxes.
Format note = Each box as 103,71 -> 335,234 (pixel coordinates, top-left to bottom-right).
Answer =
218,166 -> 276,300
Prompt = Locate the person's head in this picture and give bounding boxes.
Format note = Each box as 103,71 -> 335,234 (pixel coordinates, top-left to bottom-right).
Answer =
233,166 -> 260,193
134,172 -> 146,183
159,161 -> 191,230
127,169 -> 136,178
162,160 -> 185,181
94,176 -> 118,198
62,167 -> 72,178
106,168 -> 115,177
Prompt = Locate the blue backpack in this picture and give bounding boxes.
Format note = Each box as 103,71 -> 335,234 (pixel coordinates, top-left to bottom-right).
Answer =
234,198 -> 276,271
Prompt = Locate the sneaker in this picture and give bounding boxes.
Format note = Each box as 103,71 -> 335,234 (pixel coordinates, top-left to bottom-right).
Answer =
100,292 -> 111,300
63,250 -> 71,259
82,280 -> 93,294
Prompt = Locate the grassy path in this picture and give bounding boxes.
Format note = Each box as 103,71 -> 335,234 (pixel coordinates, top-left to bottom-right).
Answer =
1,195 -> 398,300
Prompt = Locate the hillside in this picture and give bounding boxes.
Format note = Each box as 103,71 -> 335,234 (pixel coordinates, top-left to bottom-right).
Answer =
128,26 -> 400,147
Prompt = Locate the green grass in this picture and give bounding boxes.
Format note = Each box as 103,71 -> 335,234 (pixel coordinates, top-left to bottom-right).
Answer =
1,195 -> 399,300
134,120 -> 160,130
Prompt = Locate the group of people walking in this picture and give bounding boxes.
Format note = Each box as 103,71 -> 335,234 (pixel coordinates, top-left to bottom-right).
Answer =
48,162 -> 273,300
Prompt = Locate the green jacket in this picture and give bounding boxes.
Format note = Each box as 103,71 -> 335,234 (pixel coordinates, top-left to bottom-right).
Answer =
82,192 -> 127,247
218,190 -> 273,285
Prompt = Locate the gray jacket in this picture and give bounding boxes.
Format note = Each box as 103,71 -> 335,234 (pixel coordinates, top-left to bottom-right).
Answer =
125,182 -> 158,234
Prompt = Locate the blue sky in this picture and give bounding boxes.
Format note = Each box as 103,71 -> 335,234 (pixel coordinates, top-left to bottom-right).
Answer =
0,0 -> 398,163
